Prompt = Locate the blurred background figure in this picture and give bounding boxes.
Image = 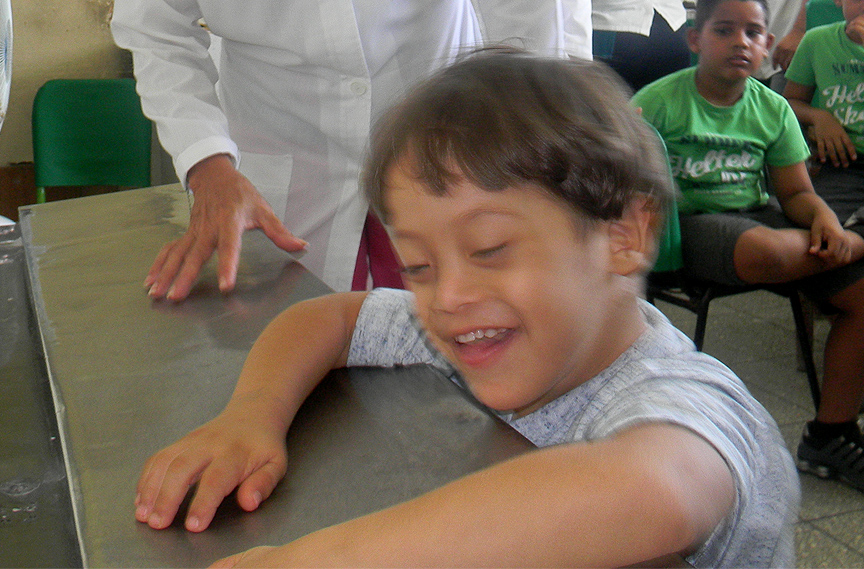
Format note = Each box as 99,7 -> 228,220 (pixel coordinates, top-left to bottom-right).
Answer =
111,1 -> 592,301
757,0 -> 808,91
591,0 -> 690,91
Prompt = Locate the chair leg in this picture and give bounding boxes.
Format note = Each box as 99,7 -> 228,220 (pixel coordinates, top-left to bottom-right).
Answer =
693,288 -> 715,351
788,291 -> 822,411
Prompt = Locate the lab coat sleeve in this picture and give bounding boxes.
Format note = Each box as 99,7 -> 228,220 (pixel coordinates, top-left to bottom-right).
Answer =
111,0 -> 239,186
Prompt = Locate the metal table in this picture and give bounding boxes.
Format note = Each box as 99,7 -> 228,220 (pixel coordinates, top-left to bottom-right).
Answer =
2,185 -> 533,567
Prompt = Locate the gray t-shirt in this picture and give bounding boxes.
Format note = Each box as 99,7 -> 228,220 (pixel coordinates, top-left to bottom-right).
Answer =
348,288 -> 800,568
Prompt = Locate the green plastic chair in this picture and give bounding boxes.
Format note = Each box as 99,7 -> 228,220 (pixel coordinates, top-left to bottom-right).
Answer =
806,0 -> 844,29
31,78 -> 152,204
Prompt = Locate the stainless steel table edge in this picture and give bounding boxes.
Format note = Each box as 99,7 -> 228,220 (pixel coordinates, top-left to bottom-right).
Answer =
19,208 -> 89,567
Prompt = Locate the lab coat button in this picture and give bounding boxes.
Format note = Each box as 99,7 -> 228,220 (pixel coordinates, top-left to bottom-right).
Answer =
350,81 -> 368,96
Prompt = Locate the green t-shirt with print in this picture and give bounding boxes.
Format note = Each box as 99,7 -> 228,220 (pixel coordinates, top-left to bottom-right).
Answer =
785,21 -> 864,154
632,67 -> 811,215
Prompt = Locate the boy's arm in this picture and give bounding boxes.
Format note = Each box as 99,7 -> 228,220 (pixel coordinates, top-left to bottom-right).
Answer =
212,423 -> 735,568
135,291 -> 368,532
784,80 -> 858,167
770,162 -> 860,265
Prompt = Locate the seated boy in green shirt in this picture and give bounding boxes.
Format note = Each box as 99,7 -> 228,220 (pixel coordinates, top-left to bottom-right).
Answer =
634,0 -> 864,492
784,0 -> 864,229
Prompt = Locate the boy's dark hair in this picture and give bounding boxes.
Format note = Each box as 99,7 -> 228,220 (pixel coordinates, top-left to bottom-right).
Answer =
363,48 -> 674,227
694,0 -> 770,29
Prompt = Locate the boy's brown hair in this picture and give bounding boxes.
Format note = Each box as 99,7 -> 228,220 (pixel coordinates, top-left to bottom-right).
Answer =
362,48 -> 674,228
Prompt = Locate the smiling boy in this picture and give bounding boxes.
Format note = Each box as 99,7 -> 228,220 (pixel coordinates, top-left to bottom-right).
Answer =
135,50 -> 798,567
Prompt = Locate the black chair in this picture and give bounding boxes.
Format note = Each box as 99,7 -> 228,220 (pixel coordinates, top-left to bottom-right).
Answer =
646,272 -> 822,410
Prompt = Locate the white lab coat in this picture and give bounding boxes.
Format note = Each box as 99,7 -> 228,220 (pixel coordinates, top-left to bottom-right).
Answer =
111,0 -> 591,291
592,0 -> 688,36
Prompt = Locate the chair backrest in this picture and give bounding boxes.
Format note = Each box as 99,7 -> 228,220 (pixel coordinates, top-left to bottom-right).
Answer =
32,78 -> 151,188
806,0 -> 844,29
645,123 -> 684,273
653,195 -> 684,272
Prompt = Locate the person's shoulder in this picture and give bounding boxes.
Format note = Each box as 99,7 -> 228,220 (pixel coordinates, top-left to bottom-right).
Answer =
633,67 -> 695,100
744,76 -> 793,112
632,67 -> 696,119
807,20 -> 847,39
799,20 -> 847,51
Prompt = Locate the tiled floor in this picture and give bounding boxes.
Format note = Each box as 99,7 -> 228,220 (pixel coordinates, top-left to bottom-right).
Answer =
653,291 -> 864,568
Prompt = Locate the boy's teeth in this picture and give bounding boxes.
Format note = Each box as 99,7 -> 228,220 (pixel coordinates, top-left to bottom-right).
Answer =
455,328 -> 507,344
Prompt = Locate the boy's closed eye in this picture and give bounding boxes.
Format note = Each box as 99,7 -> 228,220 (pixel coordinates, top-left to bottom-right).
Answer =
400,263 -> 431,280
472,243 -> 508,260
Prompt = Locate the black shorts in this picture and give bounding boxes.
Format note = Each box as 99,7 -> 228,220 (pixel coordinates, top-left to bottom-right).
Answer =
679,198 -> 864,312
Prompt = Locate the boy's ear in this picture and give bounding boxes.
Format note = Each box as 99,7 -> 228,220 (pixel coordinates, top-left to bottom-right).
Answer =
686,27 -> 701,55
607,196 -> 658,277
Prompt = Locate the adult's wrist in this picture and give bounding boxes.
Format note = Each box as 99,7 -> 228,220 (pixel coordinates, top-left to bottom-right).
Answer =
186,153 -> 236,194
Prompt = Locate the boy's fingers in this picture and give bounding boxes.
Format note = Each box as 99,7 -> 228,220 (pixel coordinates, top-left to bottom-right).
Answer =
184,455 -> 251,532
135,450 -> 185,522
144,452 -> 212,529
237,461 -> 287,512
809,227 -> 825,254
844,138 -> 858,164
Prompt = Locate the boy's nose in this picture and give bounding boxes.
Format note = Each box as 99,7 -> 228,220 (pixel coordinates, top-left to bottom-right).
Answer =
731,28 -> 749,46
431,264 -> 482,313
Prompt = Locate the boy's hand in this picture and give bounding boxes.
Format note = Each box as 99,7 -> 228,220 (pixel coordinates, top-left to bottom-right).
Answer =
772,29 -> 803,71
847,15 -> 864,45
134,397 -> 289,532
809,209 -> 856,266
811,111 -> 858,167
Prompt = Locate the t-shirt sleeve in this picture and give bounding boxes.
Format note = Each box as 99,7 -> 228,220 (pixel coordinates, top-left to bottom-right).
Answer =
583,368 -> 798,567
765,98 -> 812,167
784,28 -> 818,87
586,370 -> 758,496
347,288 -> 453,372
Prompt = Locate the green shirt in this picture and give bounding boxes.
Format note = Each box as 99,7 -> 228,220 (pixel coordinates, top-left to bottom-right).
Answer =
632,67 -> 811,214
785,21 -> 864,154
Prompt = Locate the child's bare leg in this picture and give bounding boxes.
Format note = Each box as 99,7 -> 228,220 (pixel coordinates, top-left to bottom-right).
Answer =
817,278 -> 864,423
733,226 -> 864,283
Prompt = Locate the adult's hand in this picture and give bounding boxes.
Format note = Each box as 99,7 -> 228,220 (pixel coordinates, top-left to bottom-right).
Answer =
145,154 -> 307,301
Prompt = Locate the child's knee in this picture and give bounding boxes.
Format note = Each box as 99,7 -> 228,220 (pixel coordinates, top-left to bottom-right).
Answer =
733,227 -> 801,281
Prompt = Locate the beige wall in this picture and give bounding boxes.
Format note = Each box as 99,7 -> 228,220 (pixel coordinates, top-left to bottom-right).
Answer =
1,0 -> 130,164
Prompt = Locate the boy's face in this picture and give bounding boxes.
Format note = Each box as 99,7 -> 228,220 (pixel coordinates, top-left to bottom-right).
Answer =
688,0 -> 773,84
383,159 -> 649,416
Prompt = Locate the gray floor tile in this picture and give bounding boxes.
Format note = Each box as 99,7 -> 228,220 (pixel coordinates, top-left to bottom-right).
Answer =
798,473 -> 864,522
795,522 -> 864,568
811,511 -> 864,556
